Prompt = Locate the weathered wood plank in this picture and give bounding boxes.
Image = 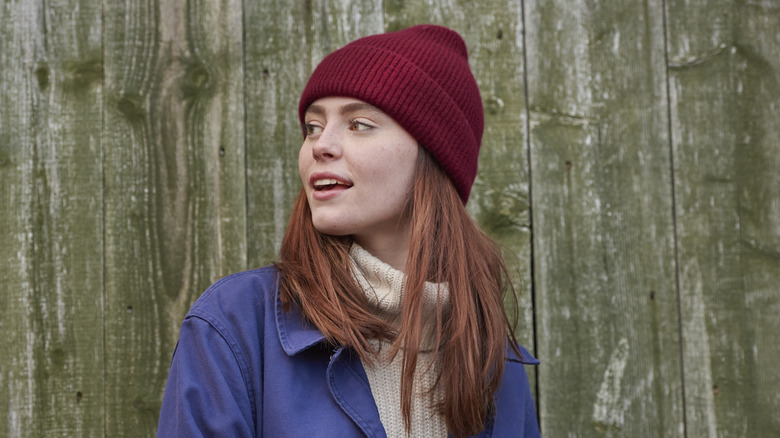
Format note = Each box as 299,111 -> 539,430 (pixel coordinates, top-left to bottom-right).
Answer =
525,0 -> 684,435
244,1 -> 309,267
666,0 -> 780,435
1,3 -> 44,436
310,1 -> 385,62
383,0 -> 536,380
102,0 -> 246,434
0,0 -> 104,436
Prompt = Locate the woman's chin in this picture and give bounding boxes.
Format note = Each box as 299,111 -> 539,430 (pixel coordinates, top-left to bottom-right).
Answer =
311,219 -> 352,237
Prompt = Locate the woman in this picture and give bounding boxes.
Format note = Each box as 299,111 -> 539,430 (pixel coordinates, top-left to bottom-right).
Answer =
158,24 -> 540,437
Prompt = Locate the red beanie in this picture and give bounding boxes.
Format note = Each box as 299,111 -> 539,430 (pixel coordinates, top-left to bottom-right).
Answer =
299,24 -> 484,203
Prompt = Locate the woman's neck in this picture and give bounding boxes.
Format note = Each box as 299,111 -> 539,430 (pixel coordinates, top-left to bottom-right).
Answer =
353,230 -> 410,271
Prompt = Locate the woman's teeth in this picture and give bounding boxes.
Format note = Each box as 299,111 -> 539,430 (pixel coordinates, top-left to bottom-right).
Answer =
314,178 -> 341,187
313,179 -> 351,190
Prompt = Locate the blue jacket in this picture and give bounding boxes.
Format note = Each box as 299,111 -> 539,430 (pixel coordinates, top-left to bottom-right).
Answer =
157,266 -> 541,437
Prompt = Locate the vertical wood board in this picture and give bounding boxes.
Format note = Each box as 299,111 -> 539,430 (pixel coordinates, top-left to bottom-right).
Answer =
666,0 -> 780,435
0,0 -> 105,436
244,0 -> 309,267
1,2 -> 46,435
525,0 -> 684,435
102,0 -> 246,434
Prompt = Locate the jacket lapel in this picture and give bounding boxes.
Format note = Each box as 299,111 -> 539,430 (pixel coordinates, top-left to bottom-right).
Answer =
327,347 -> 387,438
275,287 -> 326,355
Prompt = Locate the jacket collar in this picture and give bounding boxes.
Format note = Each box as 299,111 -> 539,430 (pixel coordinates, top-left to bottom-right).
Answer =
275,284 -> 327,356
510,344 -> 540,365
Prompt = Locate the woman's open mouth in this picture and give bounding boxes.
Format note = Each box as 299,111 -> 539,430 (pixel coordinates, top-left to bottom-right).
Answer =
313,178 -> 353,191
310,175 -> 354,200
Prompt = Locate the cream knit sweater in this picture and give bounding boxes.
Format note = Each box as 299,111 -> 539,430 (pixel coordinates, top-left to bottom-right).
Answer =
349,244 -> 449,438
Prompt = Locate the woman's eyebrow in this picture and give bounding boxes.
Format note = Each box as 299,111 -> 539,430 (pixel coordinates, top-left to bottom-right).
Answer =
305,102 -> 383,118
305,104 -> 326,117
337,102 -> 382,116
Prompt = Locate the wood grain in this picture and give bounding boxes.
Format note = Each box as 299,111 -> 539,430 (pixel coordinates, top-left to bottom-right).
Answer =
0,0 -> 105,435
525,0 -> 684,435
245,0 -> 307,267
666,0 -> 780,435
102,0 -> 246,434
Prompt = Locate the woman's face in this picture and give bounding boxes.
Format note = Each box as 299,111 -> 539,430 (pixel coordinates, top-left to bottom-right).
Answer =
299,96 -> 419,252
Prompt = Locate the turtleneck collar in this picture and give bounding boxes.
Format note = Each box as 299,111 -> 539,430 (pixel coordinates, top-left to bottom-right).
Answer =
349,243 -> 449,322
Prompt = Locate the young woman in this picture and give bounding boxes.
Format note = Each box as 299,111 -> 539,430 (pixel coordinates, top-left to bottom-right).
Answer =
157,24 -> 540,437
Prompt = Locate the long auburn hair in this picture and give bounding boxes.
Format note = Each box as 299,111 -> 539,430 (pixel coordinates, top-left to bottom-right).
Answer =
276,149 -> 521,437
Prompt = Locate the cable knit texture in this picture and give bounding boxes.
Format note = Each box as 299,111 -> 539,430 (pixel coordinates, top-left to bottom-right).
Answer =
349,244 -> 449,438
299,24 -> 484,203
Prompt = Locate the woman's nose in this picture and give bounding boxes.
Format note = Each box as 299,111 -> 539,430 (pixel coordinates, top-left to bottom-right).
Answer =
310,125 -> 342,161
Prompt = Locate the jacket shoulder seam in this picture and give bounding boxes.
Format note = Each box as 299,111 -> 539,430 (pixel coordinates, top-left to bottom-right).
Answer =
186,308 -> 260,428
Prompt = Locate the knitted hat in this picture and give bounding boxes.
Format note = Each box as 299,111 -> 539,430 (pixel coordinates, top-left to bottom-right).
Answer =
299,24 -> 484,203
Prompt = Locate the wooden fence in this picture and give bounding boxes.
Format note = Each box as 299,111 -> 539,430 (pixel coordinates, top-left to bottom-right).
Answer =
1,0 -> 778,436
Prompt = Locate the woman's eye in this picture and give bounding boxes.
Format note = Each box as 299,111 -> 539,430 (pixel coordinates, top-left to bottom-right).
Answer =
348,120 -> 373,132
304,123 -> 322,136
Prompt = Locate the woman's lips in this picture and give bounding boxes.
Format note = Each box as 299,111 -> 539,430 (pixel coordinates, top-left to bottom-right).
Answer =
309,172 -> 353,200
312,184 -> 349,200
